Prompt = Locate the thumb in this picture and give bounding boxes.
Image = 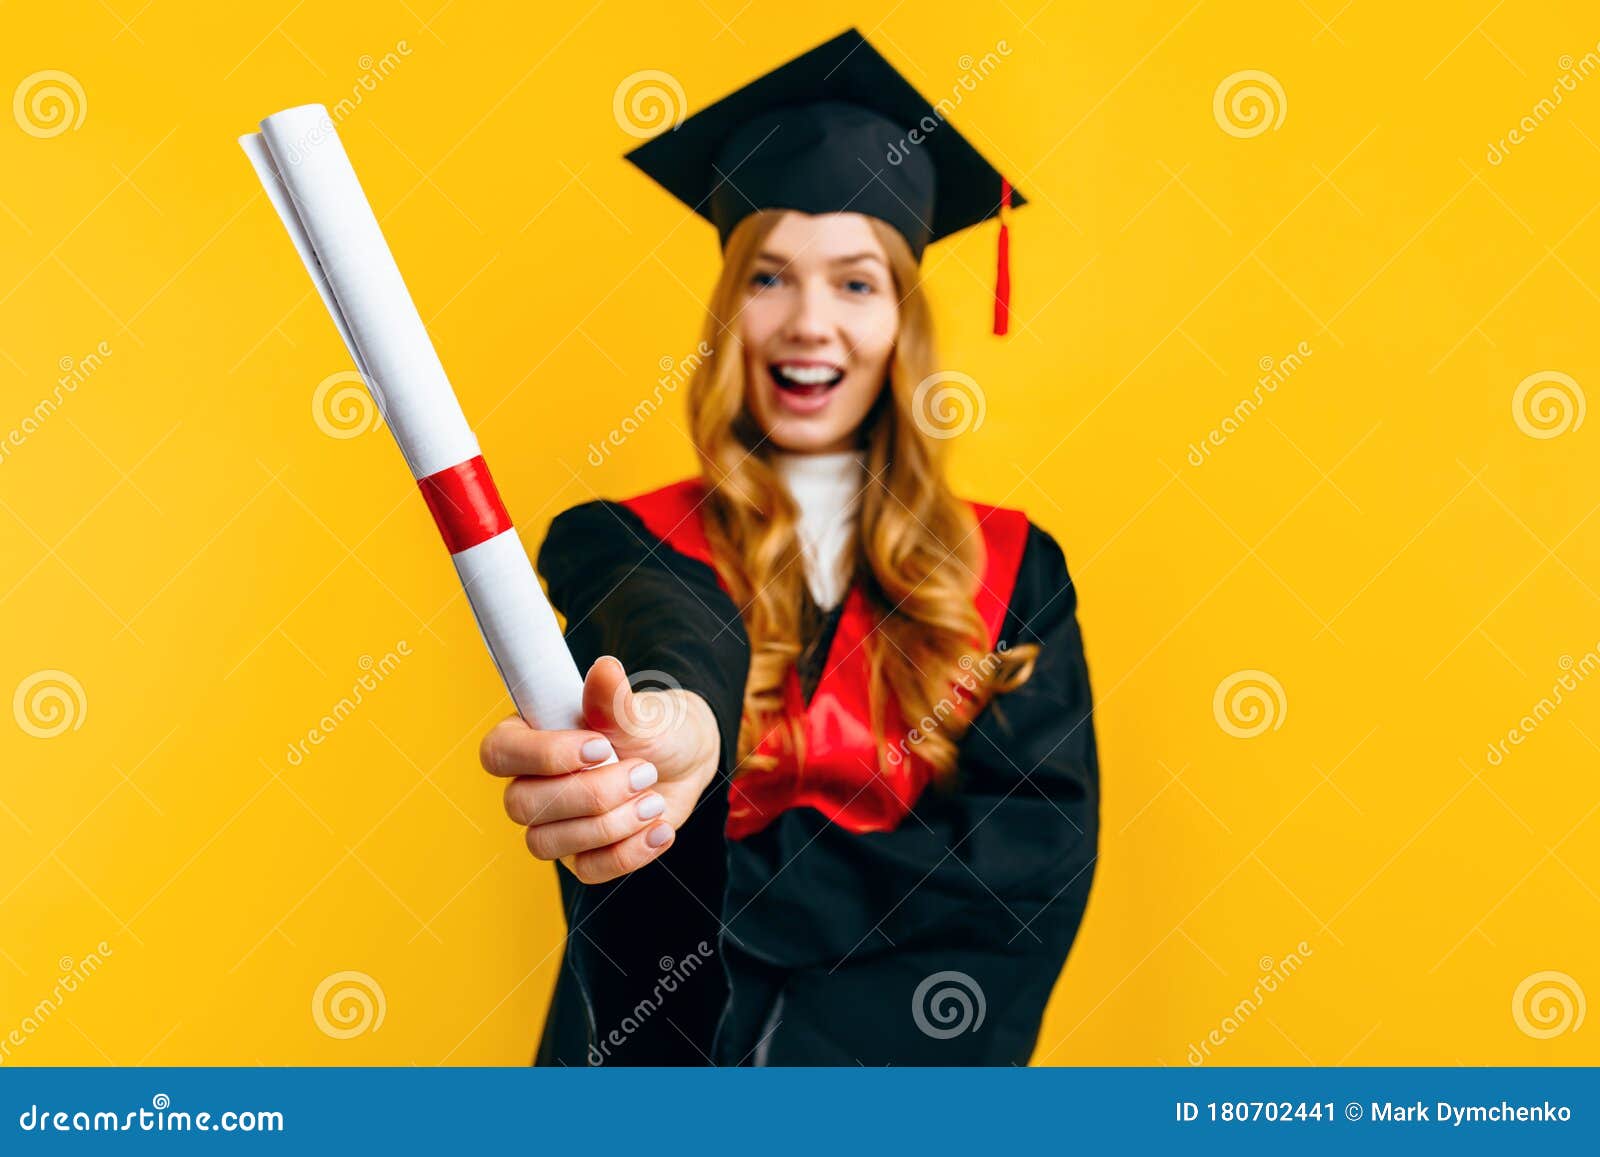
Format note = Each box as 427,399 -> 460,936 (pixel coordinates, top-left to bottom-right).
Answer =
582,655 -> 634,739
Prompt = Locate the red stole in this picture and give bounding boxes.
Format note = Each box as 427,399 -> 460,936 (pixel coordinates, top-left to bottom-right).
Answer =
622,478 -> 1029,840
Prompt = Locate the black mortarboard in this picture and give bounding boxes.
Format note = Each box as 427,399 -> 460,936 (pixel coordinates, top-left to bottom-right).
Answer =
624,27 -> 1025,334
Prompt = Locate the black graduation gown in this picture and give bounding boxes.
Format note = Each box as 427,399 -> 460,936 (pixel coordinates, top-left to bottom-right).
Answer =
530,491 -> 1100,1066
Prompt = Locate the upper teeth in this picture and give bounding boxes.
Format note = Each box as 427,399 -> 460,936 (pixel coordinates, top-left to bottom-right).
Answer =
776,364 -> 840,385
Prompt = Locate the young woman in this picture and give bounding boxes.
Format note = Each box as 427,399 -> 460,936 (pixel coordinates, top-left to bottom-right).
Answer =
478,29 -> 1100,1066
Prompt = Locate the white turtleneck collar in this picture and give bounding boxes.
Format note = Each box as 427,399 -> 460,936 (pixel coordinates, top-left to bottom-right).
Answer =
770,448 -> 866,611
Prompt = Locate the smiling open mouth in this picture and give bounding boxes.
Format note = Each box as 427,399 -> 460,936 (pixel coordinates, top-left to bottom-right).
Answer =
768,362 -> 845,396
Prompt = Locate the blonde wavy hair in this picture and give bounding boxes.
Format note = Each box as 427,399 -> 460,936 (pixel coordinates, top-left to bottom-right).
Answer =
686,209 -> 1038,782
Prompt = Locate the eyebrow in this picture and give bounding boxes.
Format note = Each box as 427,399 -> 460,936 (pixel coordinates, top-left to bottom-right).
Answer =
755,250 -> 888,269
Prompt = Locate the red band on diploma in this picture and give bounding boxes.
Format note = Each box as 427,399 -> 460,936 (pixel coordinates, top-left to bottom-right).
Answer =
417,456 -> 512,554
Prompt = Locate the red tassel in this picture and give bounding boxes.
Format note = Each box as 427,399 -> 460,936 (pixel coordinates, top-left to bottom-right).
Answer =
993,177 -> 1012,336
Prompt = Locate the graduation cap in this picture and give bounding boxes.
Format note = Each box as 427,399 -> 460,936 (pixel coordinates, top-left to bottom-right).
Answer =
624,27 -> 1024,335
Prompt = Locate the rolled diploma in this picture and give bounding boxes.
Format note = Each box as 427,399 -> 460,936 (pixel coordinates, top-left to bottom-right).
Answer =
240,105 -> 594,741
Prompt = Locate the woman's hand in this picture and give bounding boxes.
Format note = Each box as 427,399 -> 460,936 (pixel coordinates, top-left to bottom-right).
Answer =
479,656 -> 721,884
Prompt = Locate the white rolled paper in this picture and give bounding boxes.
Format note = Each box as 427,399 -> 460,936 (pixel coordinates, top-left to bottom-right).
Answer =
240,104 -> 595,741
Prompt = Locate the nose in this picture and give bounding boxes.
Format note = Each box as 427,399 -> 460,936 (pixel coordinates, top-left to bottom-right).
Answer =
781,277 -> 834,345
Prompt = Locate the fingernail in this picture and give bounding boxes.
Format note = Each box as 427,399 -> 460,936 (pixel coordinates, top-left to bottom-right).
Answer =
635,793 -> 665,820
580,738 -> 615,763
646,823 -> 673,847
628,762 -> 658,792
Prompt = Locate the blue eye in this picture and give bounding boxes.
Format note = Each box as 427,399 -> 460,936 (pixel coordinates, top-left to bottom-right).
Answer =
751,270 -> 782,289
844,279 -> 875,295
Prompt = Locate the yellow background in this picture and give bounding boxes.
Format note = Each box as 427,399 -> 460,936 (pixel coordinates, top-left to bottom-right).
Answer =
2,0 -> 1597,1065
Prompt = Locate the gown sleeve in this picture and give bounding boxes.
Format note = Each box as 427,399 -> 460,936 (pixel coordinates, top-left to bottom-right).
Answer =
723,521 -> 1101,971
536,499 -> 750,784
